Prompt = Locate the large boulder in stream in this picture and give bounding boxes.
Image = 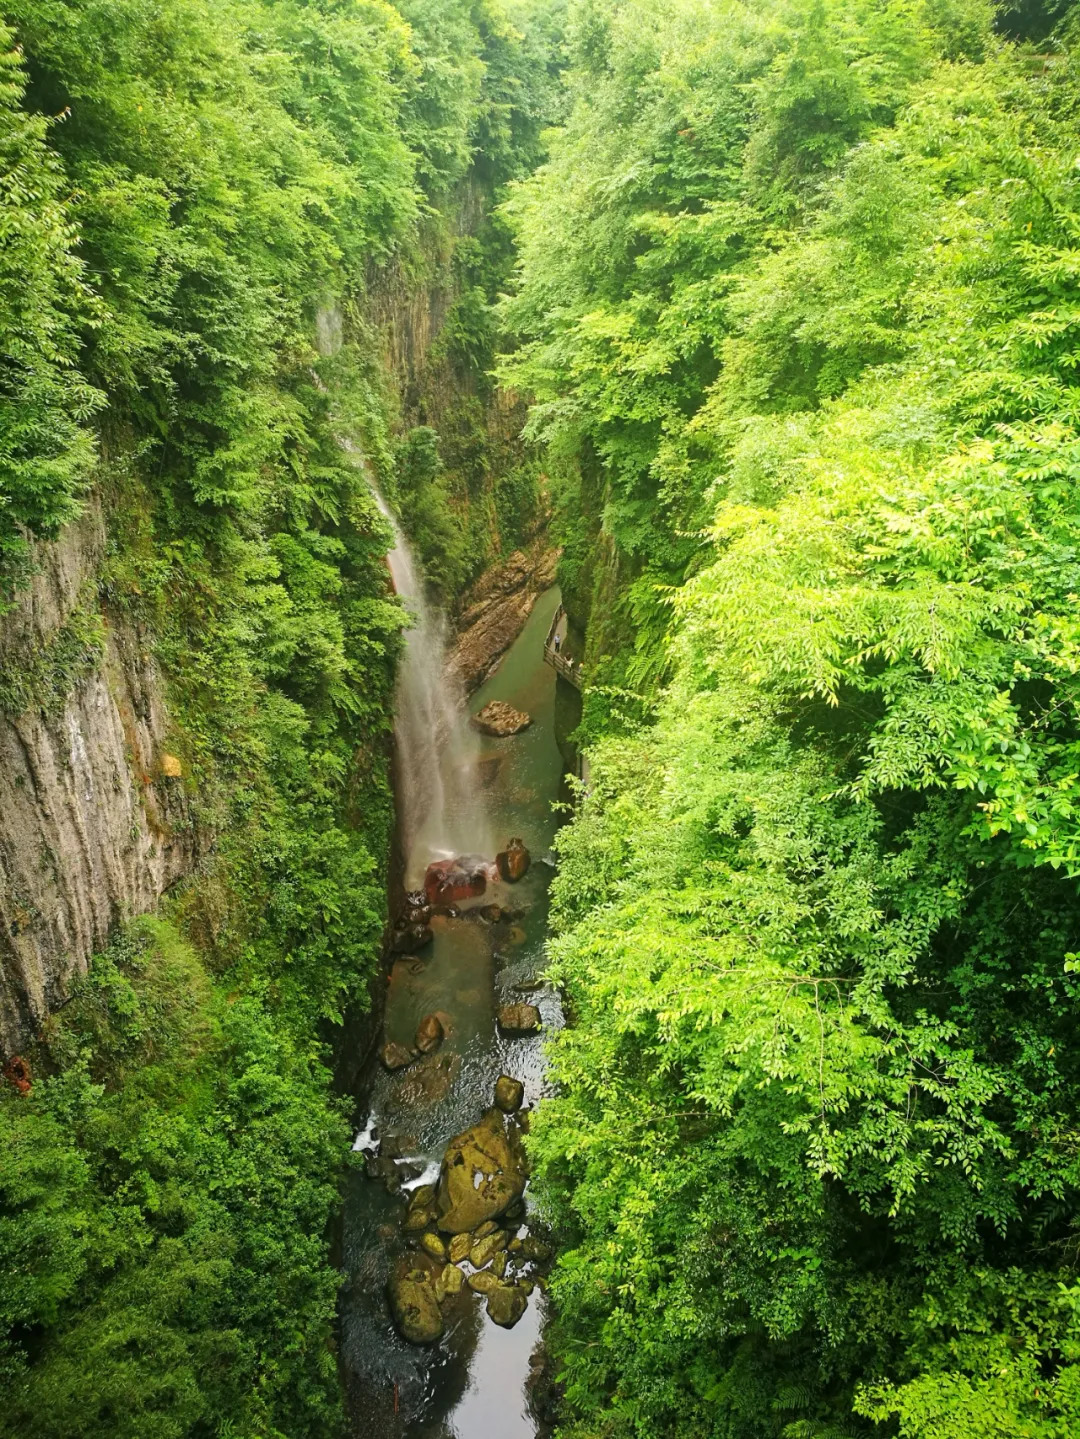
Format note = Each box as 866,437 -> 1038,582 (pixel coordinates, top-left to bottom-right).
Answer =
472,701 -> 531,737
380,1041 -> 415,1072
436,1107 -> 528,1234
494,1075 -> 525,1112
497,1003 -> 541,1036
486,1282 -> 529,1329
388,1257 -> 443,1344
415,1013 -> 444,1054
496,838 -> 530,883
424,855 -> 492,907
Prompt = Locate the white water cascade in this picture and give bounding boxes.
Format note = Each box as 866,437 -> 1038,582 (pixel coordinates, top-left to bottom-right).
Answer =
367,486 -> 492,881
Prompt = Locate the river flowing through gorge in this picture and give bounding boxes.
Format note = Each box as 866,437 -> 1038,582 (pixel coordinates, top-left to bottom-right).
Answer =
340,505 -> 572,1437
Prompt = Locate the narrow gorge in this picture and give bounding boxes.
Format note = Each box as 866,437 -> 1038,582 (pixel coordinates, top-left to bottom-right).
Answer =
7,4 -> 1080,1439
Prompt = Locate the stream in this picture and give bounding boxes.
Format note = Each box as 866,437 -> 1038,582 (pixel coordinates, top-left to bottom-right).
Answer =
340,579 -> 572,1438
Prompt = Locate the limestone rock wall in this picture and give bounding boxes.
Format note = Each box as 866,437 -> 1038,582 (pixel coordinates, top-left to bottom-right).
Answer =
0,509 -> 193,1057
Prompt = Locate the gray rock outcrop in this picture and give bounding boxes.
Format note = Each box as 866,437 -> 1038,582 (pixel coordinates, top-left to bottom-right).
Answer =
0,508 -> 195,1057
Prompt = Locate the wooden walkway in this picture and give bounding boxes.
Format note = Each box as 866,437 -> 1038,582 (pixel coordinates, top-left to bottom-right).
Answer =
543,603 -> 582,690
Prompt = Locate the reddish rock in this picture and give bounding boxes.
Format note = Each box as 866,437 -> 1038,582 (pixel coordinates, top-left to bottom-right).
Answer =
496,838 -> 530,883
424,855 -> 491,906
415,1013 -> 445,1054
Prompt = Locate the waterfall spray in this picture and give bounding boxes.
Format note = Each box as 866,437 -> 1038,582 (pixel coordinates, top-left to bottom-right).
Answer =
367,486 -> 491,880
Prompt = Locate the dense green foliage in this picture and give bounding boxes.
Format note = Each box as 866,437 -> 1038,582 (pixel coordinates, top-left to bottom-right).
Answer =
501,1 -> 1080,1435
1,919 -> 354,1438
0,1 -> 558,1434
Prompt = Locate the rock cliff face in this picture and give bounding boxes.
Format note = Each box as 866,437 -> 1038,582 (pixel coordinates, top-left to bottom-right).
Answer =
0,508 -> 193,1057
451,536 -> 559,694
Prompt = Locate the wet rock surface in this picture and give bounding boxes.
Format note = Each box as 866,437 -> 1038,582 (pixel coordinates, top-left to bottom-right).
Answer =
495,1075 -> 525,1112
392,921 -> 433,953
423,854 -> 492,906
415,1012 -> 444,1054
497,837 -> 531,882
472,700 -> 532,737
451,537 -> 560,695
388,1257 -> 444,1344
436,1107 -> 528,1234
498,1002 -> 542,1036
486,1282 -> 528,1329
380,1041 -> 415,1072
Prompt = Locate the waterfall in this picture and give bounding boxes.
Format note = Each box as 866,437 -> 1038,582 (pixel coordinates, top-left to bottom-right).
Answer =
367,486 -> 491,881
315,307 -> 488,879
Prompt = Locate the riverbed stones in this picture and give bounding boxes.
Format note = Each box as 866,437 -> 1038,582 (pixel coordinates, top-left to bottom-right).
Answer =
469,1230 -> 507,1270
518,1235 -> 553,1264
415,1013 -> 444,1054
492,1250 -> 509,1279
472,701 -> 531,737
497,1003 -> 541,1036
392,922 -> 433,953
486,1282 -> 528,1329
388,1259 -> 443,1344
396,1051 -> 461,1108
467,1270 -> 502,1295
473,1220 -> 498,1241
494,1075 -> 525,1112
380,1040 -> 415,1071
436,1263 -> 465,1302
436,1107 -> 528,1234
448,1232 -> 472,1263
401,891 -> 431,924
404,1205 -> 435,1233
421,1232 -> 448,1262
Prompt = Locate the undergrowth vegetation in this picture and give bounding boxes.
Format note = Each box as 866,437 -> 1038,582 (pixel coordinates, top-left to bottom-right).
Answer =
501,0 -> 1080,1435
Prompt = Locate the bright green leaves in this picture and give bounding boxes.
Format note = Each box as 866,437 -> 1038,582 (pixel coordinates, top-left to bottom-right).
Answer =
0,29 -> 102,581
518,4 -> 1080,1438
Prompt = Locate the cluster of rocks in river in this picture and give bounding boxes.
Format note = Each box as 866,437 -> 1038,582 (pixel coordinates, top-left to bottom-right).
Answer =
389,890 -> 433,954
387,1082 -> 554,1344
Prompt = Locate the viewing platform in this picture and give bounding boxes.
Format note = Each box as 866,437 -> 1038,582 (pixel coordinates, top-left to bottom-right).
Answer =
543,603 -> 582,690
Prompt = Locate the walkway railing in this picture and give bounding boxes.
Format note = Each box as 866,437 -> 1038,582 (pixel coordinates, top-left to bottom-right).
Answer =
543,603 -> 582,690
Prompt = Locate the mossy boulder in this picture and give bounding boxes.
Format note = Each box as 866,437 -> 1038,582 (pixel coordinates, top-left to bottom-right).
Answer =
494,1075 -> 525,1112
486,1282 -> 528,1329
448,1232 -> 472,1263
470,1230 -> 507,1269
440,1263 -> 466,1301
388,1258 -> 443,1344
436,1108 -> 527,1234
497,1003 -> 541,1036
421,1232 -> 448,1262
